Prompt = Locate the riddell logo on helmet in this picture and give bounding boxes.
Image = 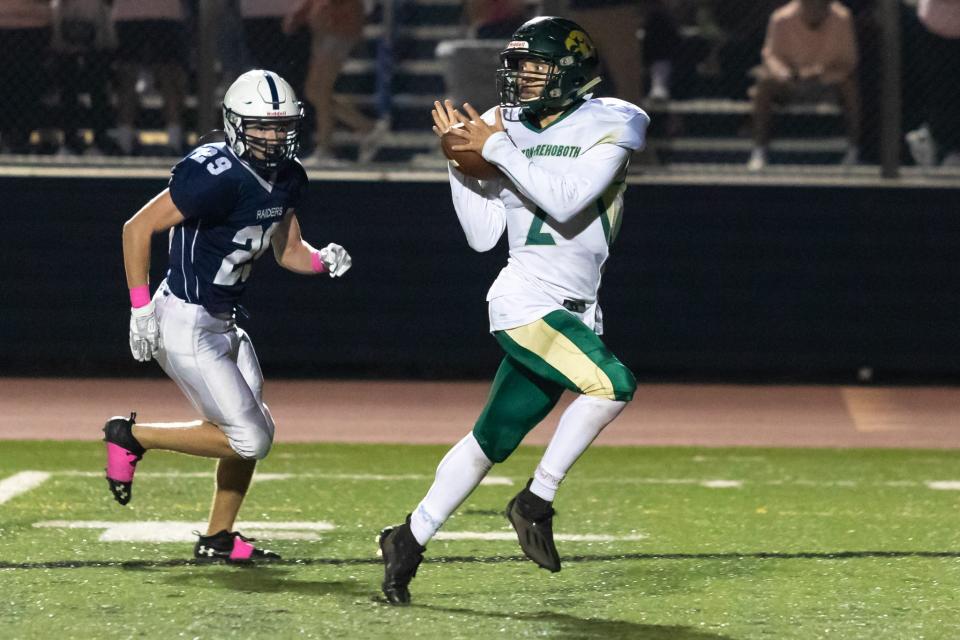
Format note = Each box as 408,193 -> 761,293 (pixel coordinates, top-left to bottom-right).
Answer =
507,40 -> 529,49
267,111 -> 287,116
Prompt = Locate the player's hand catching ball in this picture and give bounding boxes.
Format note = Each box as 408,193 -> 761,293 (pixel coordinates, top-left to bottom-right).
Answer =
432,100 -> 505,179
129,302 -> 162,362
320,243 -> 352,278
438,102 -> 505,153
431,99 -> 460,137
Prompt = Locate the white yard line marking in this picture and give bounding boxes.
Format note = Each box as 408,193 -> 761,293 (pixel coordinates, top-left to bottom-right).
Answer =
33,521 -> 335,543
926,481 -> 960,490
54,470 -> 512,485
32,520 -> 644,543
701,480 -> 743,489
434,531 -> 647,542
579,477 -> 743,488
0,472 -> 51,505
34,470 -> 960,491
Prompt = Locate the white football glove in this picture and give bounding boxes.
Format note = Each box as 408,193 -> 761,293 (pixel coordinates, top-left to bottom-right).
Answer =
320,243 -> 352,278
129,302 -> 162,362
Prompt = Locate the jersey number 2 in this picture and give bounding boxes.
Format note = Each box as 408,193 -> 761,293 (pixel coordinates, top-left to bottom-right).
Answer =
525,208 -> 557,246
214,223 -> 280,286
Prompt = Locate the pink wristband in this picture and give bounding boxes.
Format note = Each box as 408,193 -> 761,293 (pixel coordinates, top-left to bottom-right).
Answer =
310,251 -> 327,274
129,285 -> 151,308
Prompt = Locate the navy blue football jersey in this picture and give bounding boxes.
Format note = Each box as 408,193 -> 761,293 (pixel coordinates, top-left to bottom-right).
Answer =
166,143 -> 308,314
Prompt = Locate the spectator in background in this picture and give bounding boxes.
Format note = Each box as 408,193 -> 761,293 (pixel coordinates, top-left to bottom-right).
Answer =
0,0 -> 52,154
567,0 -> 643,105
905,0 -> 960,167
241,1 -> 313,154
643,1 -> 682,101
747,0 -> 860,170
51,0 -> 116,156
111,0 -> 188,155
466,0 -> 530,39
565,1 -> 680,103
286,0 -> 383,165
241,0 -> 311,95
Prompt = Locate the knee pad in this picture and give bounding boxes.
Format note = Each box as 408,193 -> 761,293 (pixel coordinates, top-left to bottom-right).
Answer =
226,421 -> 274,460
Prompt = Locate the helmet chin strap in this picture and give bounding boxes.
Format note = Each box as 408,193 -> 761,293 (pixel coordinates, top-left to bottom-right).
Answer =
575,76 -> 602,99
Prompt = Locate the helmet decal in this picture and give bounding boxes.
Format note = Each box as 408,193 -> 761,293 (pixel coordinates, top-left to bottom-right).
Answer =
564,31 -> 593,58
263,73 -> 281,110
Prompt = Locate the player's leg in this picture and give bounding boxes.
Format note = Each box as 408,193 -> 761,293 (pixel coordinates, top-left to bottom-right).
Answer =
104,294 -> 274,522
496,310 -> 637,571
172,324 -> 278,562
499,310 -> 636,494
409,356 -> 563,542
379,356 -> 563,605
131,419 -> 237,458
199,327 -> 278,561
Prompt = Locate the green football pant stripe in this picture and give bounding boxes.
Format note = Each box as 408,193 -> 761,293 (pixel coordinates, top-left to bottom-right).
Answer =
498,310 -> 636,401
472,356 -> 564,463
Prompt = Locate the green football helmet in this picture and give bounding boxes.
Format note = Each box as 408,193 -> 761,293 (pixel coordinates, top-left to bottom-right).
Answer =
496,16 -> 602,118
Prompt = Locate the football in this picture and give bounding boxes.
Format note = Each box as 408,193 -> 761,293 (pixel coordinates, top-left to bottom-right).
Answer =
440,124 -> 502,180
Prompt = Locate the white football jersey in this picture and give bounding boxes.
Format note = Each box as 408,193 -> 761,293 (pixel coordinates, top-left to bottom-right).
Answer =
448,97 -> 649,333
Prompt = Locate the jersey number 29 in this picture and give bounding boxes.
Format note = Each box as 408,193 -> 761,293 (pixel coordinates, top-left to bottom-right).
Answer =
214,223 -> 280,286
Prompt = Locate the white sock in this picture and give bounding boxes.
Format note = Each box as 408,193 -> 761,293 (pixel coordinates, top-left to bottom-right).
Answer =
529,396 -> 627,502
409,432 -> 492,546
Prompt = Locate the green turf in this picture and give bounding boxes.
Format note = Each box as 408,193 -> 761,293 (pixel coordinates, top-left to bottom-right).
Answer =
2,441 -> 960,639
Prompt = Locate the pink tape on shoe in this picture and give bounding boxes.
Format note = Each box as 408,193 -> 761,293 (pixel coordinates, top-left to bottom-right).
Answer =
105,442 -> 138,482
129,285 -> 151,308
310,251 -> 327,274
230,535 -> 255,561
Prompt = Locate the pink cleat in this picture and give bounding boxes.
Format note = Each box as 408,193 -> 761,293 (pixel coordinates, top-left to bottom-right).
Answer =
193,530 -> 281,564
102,413 -> 145,506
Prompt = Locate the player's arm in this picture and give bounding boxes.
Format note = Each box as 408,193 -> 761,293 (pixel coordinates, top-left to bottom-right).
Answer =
434,100 -> 506,252
482,135 -> 630,223
121,188 -> 184,362
448,166 -> 507,252
449,104 -> 632,223
271,209 -> 352,277
122,188 -> 185,289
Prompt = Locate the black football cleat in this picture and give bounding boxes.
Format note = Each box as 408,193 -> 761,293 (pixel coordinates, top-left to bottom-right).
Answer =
193,530 -> 281,564
378,515 -> 425,605
505,479 -> 561,572
103,412 -> 144,506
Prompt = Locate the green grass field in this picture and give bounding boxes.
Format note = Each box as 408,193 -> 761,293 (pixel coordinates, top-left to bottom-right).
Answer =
2,441 -> 960,639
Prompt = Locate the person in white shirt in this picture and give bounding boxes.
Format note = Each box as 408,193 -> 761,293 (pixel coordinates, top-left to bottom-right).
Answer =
377,16 -> 649,606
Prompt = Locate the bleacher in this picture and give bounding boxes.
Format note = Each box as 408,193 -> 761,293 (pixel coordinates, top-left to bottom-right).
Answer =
327,0 -> 852,167
20,0 -> 859,170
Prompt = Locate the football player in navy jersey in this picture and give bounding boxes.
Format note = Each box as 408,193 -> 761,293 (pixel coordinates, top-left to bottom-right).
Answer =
103,69 -> 352,563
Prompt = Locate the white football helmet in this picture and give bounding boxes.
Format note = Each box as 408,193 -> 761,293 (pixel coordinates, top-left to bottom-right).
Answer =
223,69 -> 304,171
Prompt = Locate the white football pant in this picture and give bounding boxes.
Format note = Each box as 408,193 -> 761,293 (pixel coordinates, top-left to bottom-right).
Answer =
153,281 -> 275,459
